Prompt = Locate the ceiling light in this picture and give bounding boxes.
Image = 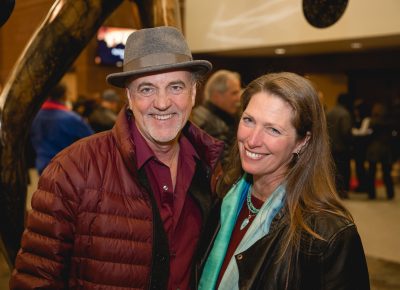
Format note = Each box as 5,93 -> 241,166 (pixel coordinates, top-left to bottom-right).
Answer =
350,42 -> 362,49
274,48 -> 286,55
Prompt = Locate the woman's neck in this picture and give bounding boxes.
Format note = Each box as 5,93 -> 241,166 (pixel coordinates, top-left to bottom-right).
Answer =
252,174 -> 285,202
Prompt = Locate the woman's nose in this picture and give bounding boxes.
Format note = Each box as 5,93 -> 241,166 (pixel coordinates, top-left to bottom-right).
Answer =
247,127 -> 263,147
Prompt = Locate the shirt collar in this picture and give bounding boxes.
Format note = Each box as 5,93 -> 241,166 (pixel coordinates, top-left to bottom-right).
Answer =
41,100 -> 70,111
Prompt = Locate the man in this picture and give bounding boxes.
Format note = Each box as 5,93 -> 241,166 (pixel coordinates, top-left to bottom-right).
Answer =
88,89 -> 120,132
191,70 -> 241,167
30,83 -> 94,174
326,93 -> 353,199
10,26 -> 224,289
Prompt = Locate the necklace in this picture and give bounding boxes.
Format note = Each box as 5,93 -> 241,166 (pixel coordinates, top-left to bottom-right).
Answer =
240,186 -> 261,230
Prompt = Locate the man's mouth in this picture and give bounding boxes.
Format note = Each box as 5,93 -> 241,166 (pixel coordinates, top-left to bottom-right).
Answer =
152,113 -> 174,120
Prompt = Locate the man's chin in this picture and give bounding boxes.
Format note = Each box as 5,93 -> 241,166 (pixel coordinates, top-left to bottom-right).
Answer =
152,133 -> 180,145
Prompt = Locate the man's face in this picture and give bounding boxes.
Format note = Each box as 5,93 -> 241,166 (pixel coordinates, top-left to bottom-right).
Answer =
215,77 -> 241,115
126,70 -> 196,148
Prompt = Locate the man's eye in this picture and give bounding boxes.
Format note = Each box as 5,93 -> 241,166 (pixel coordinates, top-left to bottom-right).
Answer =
139,87 -> 155,96
267,127 -> 281,136
169,85 -> 184,94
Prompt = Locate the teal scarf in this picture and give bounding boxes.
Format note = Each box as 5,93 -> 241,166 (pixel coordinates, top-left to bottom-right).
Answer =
198,175 -> 250,289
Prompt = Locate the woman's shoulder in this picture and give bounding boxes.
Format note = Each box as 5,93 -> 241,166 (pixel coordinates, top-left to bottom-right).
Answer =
301,211 -> 357,254
306,211 -> 355,239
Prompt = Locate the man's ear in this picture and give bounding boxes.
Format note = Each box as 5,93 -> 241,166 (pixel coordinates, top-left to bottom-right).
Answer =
191,82 -> 197,107
126,88 -> 133,109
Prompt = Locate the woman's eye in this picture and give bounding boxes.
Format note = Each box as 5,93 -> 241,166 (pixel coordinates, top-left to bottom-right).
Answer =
268,127 -> 281,136
242,116 -> 253,124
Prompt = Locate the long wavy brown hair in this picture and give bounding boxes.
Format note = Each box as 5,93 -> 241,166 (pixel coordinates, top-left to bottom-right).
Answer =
219,72 -> 352,274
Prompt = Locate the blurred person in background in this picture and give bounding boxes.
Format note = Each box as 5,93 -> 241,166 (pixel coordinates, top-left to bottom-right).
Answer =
326,93 -> 353,199
366,102 -> 395,200
351,99 -> 372,193
30,83 -> 94,174
390,94 -> 400,165
88,89 -> 121,132
191,69 -> 242,168
73,94 -> 97,121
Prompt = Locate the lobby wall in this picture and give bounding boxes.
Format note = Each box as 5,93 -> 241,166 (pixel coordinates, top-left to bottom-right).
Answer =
0,0 -> 136,102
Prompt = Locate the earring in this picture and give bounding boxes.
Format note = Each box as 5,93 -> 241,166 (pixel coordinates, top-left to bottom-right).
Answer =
293,148 -> 301,160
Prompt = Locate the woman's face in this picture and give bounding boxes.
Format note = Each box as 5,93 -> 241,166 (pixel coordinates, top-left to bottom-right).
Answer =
237,91 -> 304,182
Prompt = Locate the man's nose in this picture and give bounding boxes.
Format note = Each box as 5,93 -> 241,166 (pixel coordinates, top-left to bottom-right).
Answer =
153,91 -> 171,110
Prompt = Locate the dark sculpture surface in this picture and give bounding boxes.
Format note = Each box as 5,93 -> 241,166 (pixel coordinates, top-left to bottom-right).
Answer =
303,0 -> 349,28
0,0 -> 181,268
0,0 -> 15,27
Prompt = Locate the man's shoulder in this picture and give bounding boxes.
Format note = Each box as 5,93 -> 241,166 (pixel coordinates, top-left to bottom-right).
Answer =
56,130 -> 115,160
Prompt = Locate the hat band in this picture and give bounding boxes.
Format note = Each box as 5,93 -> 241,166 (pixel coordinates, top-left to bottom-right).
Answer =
124,53 -> 192,72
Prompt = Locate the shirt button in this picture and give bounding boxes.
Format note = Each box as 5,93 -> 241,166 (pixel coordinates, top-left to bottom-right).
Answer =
236,254 -> 243,260
162,185 -> 168,191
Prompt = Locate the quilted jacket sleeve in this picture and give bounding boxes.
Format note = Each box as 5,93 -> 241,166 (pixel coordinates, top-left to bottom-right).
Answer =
10,158 -> 80,289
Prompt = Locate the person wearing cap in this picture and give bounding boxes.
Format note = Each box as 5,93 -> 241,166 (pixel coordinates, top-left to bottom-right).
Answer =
10,26 -> 224,290
88,89 -> 121,133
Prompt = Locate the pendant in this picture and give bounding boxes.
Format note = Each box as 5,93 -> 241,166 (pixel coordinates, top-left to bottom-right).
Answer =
240,217 -> 250,230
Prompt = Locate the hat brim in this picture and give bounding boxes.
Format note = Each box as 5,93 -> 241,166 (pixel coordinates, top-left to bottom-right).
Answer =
106,60 -> 212,88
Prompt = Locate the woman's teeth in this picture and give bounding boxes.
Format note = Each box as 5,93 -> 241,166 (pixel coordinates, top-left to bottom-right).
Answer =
246,150 -> 263,159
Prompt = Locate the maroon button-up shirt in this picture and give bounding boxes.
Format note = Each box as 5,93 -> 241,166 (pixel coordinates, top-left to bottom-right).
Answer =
133,123 -> 202,290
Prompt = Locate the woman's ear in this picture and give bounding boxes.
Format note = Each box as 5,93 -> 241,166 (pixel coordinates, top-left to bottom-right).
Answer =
295,132 -> 311,154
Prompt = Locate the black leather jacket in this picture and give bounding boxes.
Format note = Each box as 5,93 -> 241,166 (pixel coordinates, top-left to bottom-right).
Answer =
196,203 -> 370,290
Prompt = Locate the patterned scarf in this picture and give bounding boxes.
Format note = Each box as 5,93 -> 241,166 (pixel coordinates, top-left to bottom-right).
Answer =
199,175 -> 285,290
198,175 -> 250,289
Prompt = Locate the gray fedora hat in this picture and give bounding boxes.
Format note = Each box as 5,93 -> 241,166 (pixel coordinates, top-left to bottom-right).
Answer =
106,26 -> 212,88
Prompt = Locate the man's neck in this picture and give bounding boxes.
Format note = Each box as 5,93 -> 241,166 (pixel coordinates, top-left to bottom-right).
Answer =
153,142 -> 180,167
148,139 -> 181,190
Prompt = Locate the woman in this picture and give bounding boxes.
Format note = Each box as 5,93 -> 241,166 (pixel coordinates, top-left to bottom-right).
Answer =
198,72 -> 370,290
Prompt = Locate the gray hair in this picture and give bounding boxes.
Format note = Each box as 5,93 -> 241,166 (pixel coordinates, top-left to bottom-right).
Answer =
204,69 -> 241,101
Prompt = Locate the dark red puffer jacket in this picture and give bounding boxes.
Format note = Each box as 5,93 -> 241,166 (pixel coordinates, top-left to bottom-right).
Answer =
10,109 -> 224,289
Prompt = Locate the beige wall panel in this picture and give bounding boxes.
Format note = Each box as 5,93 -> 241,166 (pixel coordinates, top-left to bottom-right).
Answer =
185,0 -> 400,53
